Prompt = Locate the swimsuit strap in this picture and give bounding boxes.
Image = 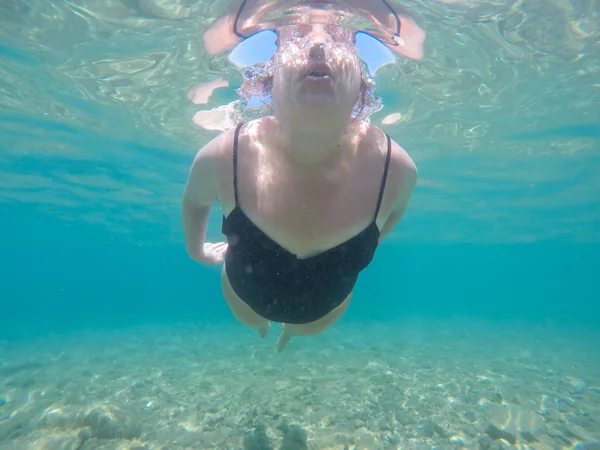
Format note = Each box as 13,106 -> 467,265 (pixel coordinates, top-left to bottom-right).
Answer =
233,124 -> 390,218
232,0 -> 249,39
374,133 -> 392,220
232,122 -> 244,206
380,0 -> 402,36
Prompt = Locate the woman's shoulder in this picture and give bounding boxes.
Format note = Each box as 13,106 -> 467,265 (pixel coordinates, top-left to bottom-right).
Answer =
195,117 -> 263,160
360,123 -> 417,175
192,117 -> 273,172
358,122 -> 418,199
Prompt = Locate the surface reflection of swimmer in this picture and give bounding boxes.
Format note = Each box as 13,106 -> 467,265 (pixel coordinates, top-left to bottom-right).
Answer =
182,9 -> 418,352
202,0 -> 426,60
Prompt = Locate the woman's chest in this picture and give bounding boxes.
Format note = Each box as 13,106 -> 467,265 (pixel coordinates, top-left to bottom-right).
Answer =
221,156 -> 385,257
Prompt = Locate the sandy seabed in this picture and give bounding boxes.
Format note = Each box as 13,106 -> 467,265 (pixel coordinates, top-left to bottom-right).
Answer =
0,318 -> 599,450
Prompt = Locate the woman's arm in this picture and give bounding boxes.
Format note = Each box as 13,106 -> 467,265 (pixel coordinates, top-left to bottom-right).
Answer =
378,140 -> 418,243
182,131 -> 231,263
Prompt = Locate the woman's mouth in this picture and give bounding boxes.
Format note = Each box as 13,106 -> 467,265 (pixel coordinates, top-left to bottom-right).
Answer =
304,63 -> 332,81
307,72 -> 331,80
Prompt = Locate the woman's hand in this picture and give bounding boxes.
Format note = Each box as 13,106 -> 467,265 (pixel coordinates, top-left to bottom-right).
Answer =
197,242 -> 228,265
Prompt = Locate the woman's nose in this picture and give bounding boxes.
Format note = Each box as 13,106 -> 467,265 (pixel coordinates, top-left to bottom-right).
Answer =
308,41 -> 326,60
307,28 -> 330,56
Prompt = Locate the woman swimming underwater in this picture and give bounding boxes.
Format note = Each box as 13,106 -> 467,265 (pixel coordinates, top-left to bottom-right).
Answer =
183,17 -> 417,352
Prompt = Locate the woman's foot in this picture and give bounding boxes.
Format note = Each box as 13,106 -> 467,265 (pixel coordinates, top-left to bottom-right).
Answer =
258,321 -> 270,338
277,325 -> 291,352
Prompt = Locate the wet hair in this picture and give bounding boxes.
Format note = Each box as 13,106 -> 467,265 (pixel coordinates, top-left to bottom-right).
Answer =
236,40 -> 382,122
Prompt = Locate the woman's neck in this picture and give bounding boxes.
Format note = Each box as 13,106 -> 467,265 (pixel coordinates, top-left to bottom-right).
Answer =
272,113 -> 356,165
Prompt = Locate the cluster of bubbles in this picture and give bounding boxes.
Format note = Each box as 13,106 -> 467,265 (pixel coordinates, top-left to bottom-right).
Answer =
235,24 -> 383,122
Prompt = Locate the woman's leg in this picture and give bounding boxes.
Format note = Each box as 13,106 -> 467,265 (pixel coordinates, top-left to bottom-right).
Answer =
277,293 -> 352,352
221,266 -> 270,337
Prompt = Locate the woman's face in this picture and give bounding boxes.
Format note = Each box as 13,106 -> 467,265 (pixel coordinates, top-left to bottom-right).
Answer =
271,24 -> 363,117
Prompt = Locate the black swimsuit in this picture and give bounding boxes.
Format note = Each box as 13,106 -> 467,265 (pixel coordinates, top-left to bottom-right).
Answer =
221,123 -> 392,324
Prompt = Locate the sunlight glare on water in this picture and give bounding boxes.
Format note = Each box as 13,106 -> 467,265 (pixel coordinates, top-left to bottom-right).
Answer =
0,0 -> 598,244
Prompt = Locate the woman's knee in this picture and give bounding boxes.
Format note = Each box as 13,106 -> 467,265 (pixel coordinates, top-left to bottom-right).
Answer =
286,295 -> 351,336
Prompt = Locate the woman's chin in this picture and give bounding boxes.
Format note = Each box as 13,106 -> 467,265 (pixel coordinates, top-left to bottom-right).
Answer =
293,87 -> 340,110
301,92 -> 336,105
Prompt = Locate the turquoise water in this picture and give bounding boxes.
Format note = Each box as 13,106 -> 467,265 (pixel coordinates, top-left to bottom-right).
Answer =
3,200 -> 599,336
1,1 -> 600,449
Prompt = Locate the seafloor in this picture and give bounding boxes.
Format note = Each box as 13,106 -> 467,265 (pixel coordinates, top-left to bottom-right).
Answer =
0,318 -> 598,450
